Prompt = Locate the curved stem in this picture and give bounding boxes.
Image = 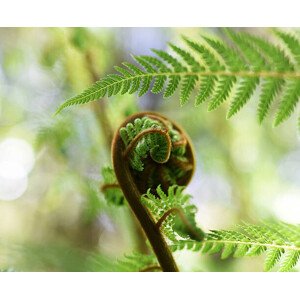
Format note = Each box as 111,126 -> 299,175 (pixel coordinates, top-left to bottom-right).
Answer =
112,130 -> 179,272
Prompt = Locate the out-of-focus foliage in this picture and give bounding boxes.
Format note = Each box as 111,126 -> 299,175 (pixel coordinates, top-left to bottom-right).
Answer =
0,28 -> 299,272
89,252 -> 159,272
101,166 -> 125,206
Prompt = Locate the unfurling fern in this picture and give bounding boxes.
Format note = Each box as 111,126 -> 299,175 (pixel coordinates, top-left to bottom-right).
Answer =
116,112 -> 195,195
119,116 -> 185,171
55,29 -> 300,127
170,221 -> 300,272
111,112 -> 197,271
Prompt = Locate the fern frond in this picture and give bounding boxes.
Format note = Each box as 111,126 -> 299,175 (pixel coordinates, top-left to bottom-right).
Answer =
115,253 -> 159,272
182,36 -> 224,71
225,29 -> 267,71
279,250 -> 300,272
264,247 -> 283,271
202,35 -> 246,71
170,221 -> 300,271
274,30 -> 300,67
258,78 -> 285,123
274,79 -> 300,126
169,43 -> 203,71
89,252 -> 158,272
208,76 -> 236,111
56,29 -> 300,127
141,185 -> 204,241
195,75 -> 216,105
180,74 -> 198,105
227,77 -> 259,118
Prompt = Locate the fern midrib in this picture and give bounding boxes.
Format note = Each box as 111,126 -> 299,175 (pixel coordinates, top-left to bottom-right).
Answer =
58,69 -> 300,110
204,239 -> 300,251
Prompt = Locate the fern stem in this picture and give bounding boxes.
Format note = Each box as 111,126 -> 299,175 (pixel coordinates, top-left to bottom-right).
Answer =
112,113 -> 179,272
123,70 -> 300,80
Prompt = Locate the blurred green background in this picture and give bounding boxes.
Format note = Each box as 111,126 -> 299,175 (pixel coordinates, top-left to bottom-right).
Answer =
0,28 -> 299,272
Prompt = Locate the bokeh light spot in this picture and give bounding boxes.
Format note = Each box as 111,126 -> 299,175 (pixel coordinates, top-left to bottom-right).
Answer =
0,137 -> 35,201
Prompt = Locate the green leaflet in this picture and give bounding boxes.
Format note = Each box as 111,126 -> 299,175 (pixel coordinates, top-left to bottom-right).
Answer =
274,79 -> 300,126
264,248 -> 283,271
171,221 -> 300,272
141,185 -> 205,242
56,29 -> 300,128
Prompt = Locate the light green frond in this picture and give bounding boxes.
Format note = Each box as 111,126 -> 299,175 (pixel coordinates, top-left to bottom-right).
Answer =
195,75 -> 216,105
183,36 -> 224,71
141,185 -> 204,242
274,79 -> 300,126
163,75 -> 181,98
180,75 -> 198,106
55,29 -> 300,128
225,29 -> 267,70
208,76 -> 236,111
274,30 -> 300,67
258,78 -> 284,123
151,49 -> 187,72
202,36 -> 246,71
171,221 -> 300,272
227,77 -> 259,118
264,248 -> 283,271
279,250 -> 300,272
169,43 -> 203,71
246,33 -> 294,71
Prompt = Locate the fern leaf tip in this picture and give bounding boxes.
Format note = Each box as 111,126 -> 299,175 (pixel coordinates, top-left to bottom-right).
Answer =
53,106 -> 64,116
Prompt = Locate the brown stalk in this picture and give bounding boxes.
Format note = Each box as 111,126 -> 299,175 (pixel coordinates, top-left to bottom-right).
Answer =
112,112 -> 181,272
112,111 -> 198,271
